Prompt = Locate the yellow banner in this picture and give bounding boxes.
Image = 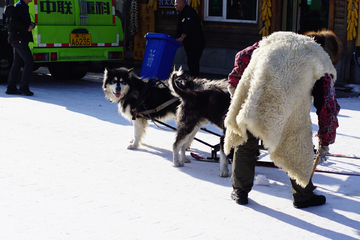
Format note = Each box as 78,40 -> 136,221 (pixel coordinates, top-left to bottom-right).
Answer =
356,6 -> 360,46
134,4 -> 155,60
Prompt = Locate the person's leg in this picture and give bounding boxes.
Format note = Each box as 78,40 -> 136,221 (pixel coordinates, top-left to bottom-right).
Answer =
231,130 -> 258,204
6,45 -> 23,93
17,41 -> 34,94
185,49 -> 198,77
290,179 -> 326,208
186,45 -> 204,77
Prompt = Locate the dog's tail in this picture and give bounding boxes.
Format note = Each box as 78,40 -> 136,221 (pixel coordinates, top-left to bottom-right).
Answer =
168,67 -> 193,99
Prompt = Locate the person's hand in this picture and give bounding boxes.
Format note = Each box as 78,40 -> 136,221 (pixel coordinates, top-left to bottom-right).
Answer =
317,145 -> 329,164
177,34 -> 186,44
177,37 -> 184,44
28,23 -> 35,32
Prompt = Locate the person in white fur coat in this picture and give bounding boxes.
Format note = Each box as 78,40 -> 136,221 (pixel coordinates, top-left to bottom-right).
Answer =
226,30 -> 341,208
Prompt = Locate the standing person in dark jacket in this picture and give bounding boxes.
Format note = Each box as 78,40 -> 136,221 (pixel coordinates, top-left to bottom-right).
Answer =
5,0 -> 35,96
174,0 -> 205,77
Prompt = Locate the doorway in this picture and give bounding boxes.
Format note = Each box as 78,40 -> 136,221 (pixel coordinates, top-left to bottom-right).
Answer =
282,0 -> 330,33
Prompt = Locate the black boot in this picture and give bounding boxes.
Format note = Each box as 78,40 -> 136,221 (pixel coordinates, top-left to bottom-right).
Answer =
293,194 -> 326,208
18,88 -> 34,96
231,190 -> 248,205
6,88 -> 22,95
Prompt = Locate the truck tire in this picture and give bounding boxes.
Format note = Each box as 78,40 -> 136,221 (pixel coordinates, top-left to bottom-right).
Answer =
48,64 -> 68,79
48,62 -> 88,80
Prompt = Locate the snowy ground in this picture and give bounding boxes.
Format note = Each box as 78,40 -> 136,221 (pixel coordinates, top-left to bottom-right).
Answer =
0,70 -> 360,239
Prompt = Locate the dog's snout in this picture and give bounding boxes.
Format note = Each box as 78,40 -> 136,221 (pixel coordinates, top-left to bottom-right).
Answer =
115,80 -> 122,92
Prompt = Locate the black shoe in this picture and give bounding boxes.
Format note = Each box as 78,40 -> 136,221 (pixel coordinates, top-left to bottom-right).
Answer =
6,88 -> 22,95
231,190 -> 248,205
18,88 -> 34,96
293,194 -> 326,209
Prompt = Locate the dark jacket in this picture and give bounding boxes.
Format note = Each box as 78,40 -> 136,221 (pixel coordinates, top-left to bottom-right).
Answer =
175,5 -> 205,51
6,0 -> 34,44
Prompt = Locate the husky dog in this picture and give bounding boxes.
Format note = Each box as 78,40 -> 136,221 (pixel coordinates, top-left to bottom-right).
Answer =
168,68 -> 231,177
102,67 -> 179,149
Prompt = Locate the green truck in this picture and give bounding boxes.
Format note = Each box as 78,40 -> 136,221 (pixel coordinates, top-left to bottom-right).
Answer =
1,0 -> 124,80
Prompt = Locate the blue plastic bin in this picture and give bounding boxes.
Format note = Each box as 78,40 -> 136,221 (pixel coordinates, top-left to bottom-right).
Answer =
140,33 -> 181,80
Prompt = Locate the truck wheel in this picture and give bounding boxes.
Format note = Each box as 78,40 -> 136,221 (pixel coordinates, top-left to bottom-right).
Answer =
33,64 -> 41,71
48,64 -> 69,79
70,70 -> 87,80
48,63 -> 88,80
70,62 -> 89,79
0,73 -> 9,83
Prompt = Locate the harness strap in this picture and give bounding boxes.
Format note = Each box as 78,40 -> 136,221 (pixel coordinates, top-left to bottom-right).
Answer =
137,97 -> 178,116
132,77 -> 157,120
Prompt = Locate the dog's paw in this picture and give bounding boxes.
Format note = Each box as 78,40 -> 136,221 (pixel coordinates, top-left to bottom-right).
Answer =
184,157 -> 191,163
173,161 -> 184,167
218,170 -> 230,178
127,143 -> 138,149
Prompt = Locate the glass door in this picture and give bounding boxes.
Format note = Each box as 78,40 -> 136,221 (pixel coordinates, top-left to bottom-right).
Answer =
282,0 -> 329,33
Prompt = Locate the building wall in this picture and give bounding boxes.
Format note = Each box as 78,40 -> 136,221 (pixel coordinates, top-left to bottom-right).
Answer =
173,46 -> 239,76
152,0 -> 358,83
156,5 -> 262,77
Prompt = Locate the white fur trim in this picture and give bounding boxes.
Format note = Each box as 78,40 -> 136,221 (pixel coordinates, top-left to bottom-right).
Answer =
224,32 -> 337,187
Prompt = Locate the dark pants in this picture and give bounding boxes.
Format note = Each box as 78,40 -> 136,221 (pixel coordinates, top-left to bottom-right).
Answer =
232,130 -> 315,203
7,41 -> 34,91
185,44 -> 204,77
232,131 -> 258,194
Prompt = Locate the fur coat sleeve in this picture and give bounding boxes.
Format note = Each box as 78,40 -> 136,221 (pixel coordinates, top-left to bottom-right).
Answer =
224,32 -> 337,187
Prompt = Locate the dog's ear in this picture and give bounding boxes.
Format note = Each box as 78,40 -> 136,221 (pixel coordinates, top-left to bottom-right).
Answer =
171,66 -> 178,75
173,65 -> 182,77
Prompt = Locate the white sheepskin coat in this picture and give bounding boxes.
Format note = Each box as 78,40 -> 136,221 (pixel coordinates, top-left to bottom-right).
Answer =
224,32 -> 337,187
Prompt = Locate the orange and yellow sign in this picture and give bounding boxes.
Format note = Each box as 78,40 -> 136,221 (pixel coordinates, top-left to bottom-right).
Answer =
134,4 -> 155,60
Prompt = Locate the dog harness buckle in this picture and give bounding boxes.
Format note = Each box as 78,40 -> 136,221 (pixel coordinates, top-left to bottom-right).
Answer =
132,109 -> 138,120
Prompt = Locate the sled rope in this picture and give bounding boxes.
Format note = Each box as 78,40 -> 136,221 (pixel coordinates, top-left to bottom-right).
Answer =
191,152 -> 360,176
146,118 -> 220,150
325,153 -> 360,159
311,154 -> 320,179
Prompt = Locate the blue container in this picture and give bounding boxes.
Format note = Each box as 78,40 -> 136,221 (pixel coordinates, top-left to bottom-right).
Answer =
140,33 -> 181,80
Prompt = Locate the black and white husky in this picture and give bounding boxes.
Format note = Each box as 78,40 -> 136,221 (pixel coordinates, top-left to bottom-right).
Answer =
102,67 -> 179,149
168,68 -> 231,177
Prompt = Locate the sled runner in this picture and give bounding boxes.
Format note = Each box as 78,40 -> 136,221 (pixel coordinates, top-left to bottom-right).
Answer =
190,152 -> 360,177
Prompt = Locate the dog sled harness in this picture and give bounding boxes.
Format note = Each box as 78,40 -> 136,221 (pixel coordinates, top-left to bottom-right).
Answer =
131,78 -> 155,120
131,77 -> 178,120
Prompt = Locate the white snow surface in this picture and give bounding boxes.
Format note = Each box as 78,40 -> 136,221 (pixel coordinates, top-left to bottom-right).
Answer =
1,70 -> 360,240
254,174 -> 270,186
